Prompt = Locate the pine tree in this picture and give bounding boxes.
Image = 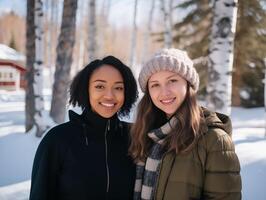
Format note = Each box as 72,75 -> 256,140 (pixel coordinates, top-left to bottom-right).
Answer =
9,33 -> 17,50
173,0 -> 211,94
174,0 -> 211,59
173,0 -> 266,107
233,0 -> 266,107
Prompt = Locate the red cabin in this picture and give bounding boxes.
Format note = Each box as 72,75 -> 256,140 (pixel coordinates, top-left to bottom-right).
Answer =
0,60 -> 26,91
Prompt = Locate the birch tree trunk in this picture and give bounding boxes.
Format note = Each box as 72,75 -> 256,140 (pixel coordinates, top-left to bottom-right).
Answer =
101,0 -> 111,18
76,0 -> 86,72
206,0 -> 238,115
25,0 -> 35,132
264,58 -> 266,137
129,0 -> 138,67
141,0 -> 155,62
160,0 -> 173,48
105,0 -> 111,19
88,0 -> 97,62
34,0 -> 47,137
50,0 -> 78,123
46,0 -> 53,85
49,0 -> 61,82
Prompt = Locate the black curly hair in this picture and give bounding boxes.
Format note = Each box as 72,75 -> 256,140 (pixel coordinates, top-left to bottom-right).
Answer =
69,56 -> 138,117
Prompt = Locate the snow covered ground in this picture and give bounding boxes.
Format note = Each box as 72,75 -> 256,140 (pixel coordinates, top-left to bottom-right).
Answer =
0,90 -> 265,200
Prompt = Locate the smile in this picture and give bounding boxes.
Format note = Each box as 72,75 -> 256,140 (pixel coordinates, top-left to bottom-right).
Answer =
100,102 -> 116,108
160,98 -> 176,105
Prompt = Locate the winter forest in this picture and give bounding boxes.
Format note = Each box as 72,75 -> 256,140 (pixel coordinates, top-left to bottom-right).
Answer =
0,0 -> 266,199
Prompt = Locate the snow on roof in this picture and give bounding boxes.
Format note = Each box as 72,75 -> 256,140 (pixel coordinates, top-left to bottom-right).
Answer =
0,44 -> 25,61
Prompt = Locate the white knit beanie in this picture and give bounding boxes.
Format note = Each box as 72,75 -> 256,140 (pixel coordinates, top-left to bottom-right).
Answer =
138,48 -> 199,92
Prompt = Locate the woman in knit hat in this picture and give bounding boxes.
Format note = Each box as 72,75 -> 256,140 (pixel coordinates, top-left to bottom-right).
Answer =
129,48 -> 241,200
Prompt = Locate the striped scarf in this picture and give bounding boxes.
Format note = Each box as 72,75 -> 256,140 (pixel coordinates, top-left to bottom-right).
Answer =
134,117 -> 177,200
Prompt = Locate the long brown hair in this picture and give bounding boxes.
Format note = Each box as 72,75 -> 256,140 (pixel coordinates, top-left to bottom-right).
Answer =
129,84 -> 202,162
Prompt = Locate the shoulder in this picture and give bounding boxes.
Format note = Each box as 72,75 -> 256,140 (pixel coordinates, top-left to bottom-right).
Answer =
121,120 -> 131,128
197,109 -> 241,196
39,121 -> 76,149
203,126 -> 235,153
199,107 -> 234,152
117,120 -> 132,143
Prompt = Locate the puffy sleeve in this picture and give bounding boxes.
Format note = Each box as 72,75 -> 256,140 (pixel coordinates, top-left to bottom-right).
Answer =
202,128 -> 242,200
29,129 -> 61,200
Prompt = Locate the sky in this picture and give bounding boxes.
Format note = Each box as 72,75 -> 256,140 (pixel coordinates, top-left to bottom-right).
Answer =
0,0 -> 26,16
0,0 -> 153,27
0,0 -> 184,29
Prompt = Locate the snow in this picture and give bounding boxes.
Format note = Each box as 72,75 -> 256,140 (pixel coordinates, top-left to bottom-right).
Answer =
0,44 -> 25,61
0,90 -> 266,200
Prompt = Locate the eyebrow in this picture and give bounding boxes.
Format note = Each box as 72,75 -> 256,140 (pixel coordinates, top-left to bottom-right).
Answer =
93,80 -> 124,84
149,74 -> 178,83
166,74 -> 179,79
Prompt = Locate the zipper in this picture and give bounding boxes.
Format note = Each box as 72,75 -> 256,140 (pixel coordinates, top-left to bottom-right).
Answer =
82,124 -> 88,146
105,119 -> 110,195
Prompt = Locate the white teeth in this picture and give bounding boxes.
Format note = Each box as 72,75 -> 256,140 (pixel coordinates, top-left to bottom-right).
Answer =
161,99 -> 174,103
101,103 -> 115,107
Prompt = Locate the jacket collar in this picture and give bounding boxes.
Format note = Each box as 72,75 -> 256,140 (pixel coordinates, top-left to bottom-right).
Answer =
200,107 -> 232,136
69,108 -> 120,133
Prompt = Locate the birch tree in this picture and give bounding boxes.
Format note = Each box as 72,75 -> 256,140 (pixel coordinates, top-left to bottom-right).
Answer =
129,0 -> 138,67
33,0 -> 48,136
141,0 -> 155,62
45,0 -> 53,84
160,0 -> 173,48
50,0 -> 78,123
104,0 -> 111,19
264,58 -> 266,137
88,0 -> 97,62
206,0 -> 238,115
76,0 -> 87,73
25,0 -> 35,132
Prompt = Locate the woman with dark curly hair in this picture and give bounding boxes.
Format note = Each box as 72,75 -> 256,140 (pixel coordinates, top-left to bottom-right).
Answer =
30,56 -> 138,200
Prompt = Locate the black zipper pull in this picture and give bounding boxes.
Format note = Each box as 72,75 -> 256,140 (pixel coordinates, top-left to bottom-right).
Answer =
82,123 -> 88,146
119,122 -> 123,136
107,120 -> 110,131
85,136 -> 88,146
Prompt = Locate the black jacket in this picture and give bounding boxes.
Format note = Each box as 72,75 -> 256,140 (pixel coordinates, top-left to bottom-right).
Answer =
30,109 -> 136,200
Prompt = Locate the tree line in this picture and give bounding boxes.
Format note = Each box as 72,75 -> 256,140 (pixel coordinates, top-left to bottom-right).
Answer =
23,0 -> 265,137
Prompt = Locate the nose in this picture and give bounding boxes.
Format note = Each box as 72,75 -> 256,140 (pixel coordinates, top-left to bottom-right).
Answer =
103,89 -> 114,100
160,85 -> 171,96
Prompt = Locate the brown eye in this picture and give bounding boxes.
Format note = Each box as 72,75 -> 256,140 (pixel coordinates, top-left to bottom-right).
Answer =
150,83 -> 159,88
95,85 -> 104,89
115,86 -> 124,91
169,79 -> 178,83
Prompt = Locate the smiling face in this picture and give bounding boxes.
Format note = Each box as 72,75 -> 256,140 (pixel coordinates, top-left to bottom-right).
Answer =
148,70 -> 187,118
89,65 -> 125,118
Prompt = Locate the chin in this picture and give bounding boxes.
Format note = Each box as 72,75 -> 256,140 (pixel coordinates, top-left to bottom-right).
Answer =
162,109 -> 174,115
100,113 -> 115,118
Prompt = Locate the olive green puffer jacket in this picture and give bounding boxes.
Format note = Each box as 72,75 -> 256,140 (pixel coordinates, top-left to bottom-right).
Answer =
154,108 -> 242,200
